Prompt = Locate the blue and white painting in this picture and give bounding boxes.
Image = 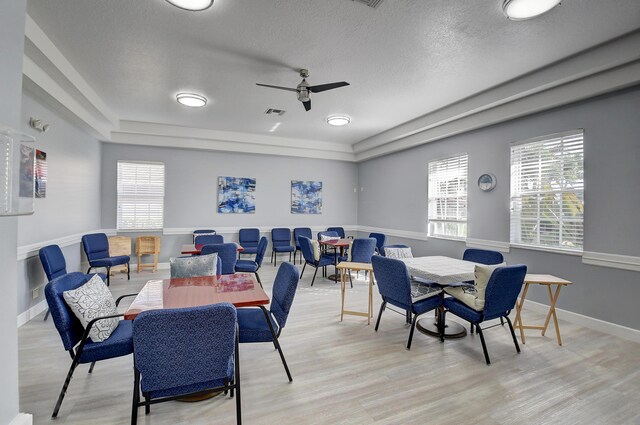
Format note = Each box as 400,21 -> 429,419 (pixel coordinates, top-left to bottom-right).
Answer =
291,180 -> 322,214
217,176 -> 256,213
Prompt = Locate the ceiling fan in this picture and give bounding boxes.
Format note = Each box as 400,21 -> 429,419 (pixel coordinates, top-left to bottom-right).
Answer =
256,69 -> 349,112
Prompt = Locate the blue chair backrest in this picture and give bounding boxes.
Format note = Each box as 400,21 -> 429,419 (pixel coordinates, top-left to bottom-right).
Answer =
239,228 -> 260,248
39,244 -> 67,281
327,227 -> 346,238
483,265 -> 527,320
193,229 -> 216,243
463,248 -> 504,265
271,228 -> 292,247
45,272 -> 98,351
82,233 -> 110,261
293,228 -> 312,246
368,233 -> 387,253
255,237 -> 269,267
270,262 -> 300,329
200,243 -> 237,274
379,244 -> 410,257
371,256 -> 412,307
317,231 -> 339,240
133,303 -> 237,394
195,234 -> 224,246
350,238 -> 377,263
298,236 -> 315,264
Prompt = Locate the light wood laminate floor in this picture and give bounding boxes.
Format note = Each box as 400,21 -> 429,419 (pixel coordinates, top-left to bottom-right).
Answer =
19,262 -> 640,424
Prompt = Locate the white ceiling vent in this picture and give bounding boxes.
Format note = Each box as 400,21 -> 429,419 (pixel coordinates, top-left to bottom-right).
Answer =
265,108 -> 286,116
352,0 -> 384,9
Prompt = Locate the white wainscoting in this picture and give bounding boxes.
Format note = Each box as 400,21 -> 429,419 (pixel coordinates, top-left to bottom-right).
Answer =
17,228 -> 117,261
582,251 -> 640,272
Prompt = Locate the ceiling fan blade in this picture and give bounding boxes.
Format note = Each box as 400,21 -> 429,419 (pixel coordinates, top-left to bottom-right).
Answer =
308,82 -> 350,93
256,83 -> 298,92
303,100 -> 311,111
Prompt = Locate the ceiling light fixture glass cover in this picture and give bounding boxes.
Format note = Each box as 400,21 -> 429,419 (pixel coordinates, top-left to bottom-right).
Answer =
176,93 -> 207,107
165,0 -> 213,11
502,0 -> 561,20
326,116 -> 351,126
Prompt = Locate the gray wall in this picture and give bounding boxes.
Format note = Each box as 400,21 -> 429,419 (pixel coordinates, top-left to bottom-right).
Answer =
101,144 -> 358,262
357,87 -> 640,330
17,90 -> 102,314
0,0 -> 27,423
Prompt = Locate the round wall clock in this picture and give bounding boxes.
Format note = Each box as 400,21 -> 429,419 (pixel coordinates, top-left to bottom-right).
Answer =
478,173 -> 497,191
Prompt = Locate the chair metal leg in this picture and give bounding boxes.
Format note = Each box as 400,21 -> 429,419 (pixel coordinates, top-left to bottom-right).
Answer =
44,309 -> 50,321
349,272 -> 353,289
470,323 -> 474,334
500,317 -> 505,326
289,252 -> 292,262
88,361 -> 96,374
52,357 -> 81,417
106,267 -> 111,286
407,313 -> 418,350
234,333 -> 242,425
476,325 -> 491,365
505,315 -> 521,354
374,301 -> 386,331
439,309 -> 447,342
311,267 -> 318,286
87,267 -> 92,274
300,263 -> 306,279
131,369 -> 140,425
144,393 -> 150,415
259,306 -> 292,382
255,272 -> 262,288
127,263 -> 130,280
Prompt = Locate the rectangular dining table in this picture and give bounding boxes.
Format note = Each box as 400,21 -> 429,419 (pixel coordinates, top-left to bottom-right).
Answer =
180,243 -> 244,255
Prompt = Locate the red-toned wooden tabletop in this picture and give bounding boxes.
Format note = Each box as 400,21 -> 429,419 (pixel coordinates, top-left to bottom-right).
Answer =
318,238 -> 351,247
124,274 -> 269,320
180,243 -> 244,255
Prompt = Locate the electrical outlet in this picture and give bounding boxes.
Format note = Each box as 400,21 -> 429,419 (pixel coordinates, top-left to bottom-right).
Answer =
353,187 -> 357,193
32,287 -> 39,299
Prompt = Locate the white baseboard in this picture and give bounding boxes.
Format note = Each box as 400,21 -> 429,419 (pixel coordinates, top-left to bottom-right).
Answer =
17,299 -> 48,328
521,298 -> 640,344
10,413 -> 33,425
129,262 -> 170,271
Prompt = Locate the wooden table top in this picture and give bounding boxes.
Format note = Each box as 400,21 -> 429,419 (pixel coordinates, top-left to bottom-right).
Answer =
336,261 -> 373,271
524,274 -> 573,285
319,238 -> 351,247
181,243 -> 244,255
123,274 -> 269,320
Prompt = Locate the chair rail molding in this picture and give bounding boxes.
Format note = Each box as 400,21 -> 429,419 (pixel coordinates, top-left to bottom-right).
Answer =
161,225 -> 359,236
356,225 -> 428,241
17,229 -> 117,261
582,251 -> 640,272
465,238 -> 511,253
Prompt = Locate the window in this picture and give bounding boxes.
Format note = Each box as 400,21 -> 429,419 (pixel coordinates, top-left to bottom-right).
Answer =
428,153 -> 468,238
510,130 -> 584,251
117,161 -> 165,231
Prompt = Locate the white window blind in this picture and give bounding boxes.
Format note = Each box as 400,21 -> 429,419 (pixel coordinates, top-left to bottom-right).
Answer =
510,130 -> 584,251
117,161 -> 165,231
428,153 -> 468,238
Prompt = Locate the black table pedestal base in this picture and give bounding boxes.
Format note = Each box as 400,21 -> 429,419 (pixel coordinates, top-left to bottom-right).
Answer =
417,318 -> 467,339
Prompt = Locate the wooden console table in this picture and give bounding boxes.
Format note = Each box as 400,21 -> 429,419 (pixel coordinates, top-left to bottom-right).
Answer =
513,274 -> 573,346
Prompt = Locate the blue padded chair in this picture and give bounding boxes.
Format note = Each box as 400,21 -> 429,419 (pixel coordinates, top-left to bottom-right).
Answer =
45,272 -> 136,418
271,228 -> 294,266
442,264 -> 527,365
192,229 -> 216,243
194,234 -> 224,246
239,228 -> 260,256
368,233 -> 387,254
298,236 -> 339,286
81,233 -> 130,286
201,243 -> 238,275
39,244 -> 67,321
132,303 -> 240,425
293,227 -> 312,265
327,227 -> 346,238
237,262 -> 299,382
346,237 -> 377,287
463,248 -> 504,265
235,237 -> 268,286
371,256 -> 442,350
379,244 -> 410,257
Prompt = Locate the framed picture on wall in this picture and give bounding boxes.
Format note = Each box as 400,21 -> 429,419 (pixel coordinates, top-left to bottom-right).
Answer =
291,180 -> 322,214
217,176 -> 256,213
35,149 -> 47,198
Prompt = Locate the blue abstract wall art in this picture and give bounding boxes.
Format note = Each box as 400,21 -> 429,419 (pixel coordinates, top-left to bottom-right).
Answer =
291,180 -> 322,214
218,176 -> 256,213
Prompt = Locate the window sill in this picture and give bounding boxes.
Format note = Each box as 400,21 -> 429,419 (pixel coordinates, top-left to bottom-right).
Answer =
510,243 -> 583,256
427,235 -> 467,243
116,229 -> 164,233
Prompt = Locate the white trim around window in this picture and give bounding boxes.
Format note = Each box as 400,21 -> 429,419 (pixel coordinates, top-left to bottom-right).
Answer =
428,153 -> 468,239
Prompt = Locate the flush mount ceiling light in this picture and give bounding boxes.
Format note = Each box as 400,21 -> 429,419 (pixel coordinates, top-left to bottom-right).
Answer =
176,93 -> 207,107
165,0 -> 213,11
326,115 -> 351,126
502,0 -> 561,20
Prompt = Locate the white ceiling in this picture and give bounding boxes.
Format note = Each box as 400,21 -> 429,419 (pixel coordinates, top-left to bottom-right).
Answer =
25,0 -> 640,149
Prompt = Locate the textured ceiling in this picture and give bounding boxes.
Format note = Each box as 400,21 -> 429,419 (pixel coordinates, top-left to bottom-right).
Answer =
26,0 -> 640,146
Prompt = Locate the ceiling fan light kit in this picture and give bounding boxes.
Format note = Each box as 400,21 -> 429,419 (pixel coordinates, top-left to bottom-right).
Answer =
326,116 -> 351,126
502,0 -> 561,20
176,93 -> 207,107
165,0 -> 213,11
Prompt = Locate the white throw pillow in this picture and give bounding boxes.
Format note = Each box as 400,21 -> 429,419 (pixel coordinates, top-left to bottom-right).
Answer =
445,262 -> 505,311
384,247 -> 413,259
170,253 -> 218,278
444,286 -> 478,310
309,239 -> 321,261
63,274 -> 119,342
320,235 -> 340,242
